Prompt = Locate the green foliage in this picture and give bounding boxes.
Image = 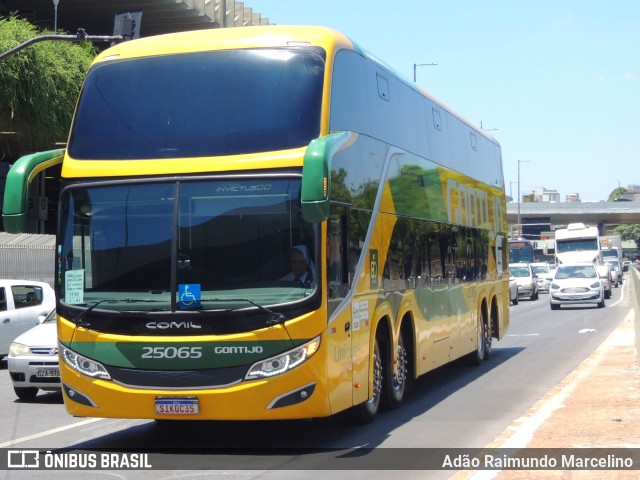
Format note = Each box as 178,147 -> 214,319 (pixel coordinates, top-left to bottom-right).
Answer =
613,224 -> 640,249
0,15 -> 96,159
608,187 -> 627,201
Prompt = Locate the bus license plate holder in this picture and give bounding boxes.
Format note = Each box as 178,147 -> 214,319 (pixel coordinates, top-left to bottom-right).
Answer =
155,396 -> 199,415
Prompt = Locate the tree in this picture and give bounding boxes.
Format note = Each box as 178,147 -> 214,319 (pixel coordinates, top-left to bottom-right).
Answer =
613,224 -> 640,250
608,187 -> 627,201
0,15 -> 96,160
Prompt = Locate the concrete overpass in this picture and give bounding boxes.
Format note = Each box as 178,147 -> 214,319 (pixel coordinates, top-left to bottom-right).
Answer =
1,0 -> 270,38
506,201 -> 640,235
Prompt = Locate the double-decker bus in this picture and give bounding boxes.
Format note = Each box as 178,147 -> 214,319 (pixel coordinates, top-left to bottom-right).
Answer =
2,26 -> 509,423
508,238 -> 535,264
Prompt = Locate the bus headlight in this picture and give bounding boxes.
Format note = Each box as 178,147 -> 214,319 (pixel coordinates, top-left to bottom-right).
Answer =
60,343 -> 111,380
245,336 -> 320,380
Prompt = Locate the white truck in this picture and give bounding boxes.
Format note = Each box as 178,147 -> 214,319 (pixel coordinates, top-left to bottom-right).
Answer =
0,280 -> 55,359
554,223 -> 602,266
600,235 -> 623,262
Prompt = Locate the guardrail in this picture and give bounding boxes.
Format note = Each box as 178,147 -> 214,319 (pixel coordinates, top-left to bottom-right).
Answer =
630,265 -> 640,359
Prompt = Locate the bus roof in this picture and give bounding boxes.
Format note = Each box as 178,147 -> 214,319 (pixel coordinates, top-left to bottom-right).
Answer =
94,25 -> 356,62
93,25 -> 497,146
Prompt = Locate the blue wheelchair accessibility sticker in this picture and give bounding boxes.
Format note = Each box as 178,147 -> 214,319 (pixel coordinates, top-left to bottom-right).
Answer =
178,283 -> 201,309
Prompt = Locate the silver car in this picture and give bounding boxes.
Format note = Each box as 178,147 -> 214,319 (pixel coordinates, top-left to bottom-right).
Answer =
509,274 -> 519,305
604,259 -> 623,286
530,262 -> 553,293
7,310 -> 60,400
509,263 -> 539,301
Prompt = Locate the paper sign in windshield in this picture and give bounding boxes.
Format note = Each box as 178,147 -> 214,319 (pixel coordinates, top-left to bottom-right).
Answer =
65,269 -> 85,304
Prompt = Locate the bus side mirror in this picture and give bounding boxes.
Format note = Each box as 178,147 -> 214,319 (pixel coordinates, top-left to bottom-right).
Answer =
1,149 -> 64,233
301,132 -> 351,223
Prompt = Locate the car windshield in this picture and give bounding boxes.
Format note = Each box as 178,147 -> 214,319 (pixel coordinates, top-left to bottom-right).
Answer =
531,265 -> 548,274
68,48 -> 325,159
57,178 -> 318,314
555,265 -> 597,280
510,267 -> 530,277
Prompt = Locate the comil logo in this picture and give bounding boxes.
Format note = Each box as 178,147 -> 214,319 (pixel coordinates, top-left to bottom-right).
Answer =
8,450 -> 40,468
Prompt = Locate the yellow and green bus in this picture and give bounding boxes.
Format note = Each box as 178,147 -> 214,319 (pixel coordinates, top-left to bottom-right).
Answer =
2,25 -> 509,423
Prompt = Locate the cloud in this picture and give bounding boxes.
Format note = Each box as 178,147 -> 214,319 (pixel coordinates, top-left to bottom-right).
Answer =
621,72 -> 635,81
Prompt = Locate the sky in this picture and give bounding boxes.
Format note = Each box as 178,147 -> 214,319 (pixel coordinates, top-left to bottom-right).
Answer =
248,0 -> 639,202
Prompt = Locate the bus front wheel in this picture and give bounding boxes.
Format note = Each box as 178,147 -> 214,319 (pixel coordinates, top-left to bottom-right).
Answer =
350,336 -> 383,424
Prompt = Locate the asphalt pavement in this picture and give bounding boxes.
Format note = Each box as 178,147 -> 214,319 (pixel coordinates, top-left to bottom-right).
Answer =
454,267 -> 640,479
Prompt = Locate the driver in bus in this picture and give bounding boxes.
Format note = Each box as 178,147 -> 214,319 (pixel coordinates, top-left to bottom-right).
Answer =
281,245 -> 315,286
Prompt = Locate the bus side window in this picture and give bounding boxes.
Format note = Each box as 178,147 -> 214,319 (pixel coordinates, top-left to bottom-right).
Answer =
327,209 -> 349,302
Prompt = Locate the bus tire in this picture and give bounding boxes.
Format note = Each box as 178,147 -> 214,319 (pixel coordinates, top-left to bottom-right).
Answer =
381,330 -> 409,411
470,309 -> 491,365
349,336 -> 383,424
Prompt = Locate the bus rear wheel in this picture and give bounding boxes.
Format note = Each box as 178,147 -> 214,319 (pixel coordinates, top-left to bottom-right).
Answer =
381,331 -> 408,410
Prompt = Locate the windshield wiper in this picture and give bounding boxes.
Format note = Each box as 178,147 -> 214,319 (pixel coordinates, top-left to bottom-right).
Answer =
72,298 -> 164,325
203,298 -> 286,326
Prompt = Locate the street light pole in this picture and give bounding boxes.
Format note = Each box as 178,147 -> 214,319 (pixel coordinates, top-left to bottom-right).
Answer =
413,62 -> 437,83
52,0 -> 60,33
517,159 -> 531,237
509,181 -> 518,200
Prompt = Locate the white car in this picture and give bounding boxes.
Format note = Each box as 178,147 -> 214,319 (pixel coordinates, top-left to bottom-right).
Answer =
549,264 -> 605,310
1,280 -> 55,359
7,310 -> 60,400
509,263 -> 539,301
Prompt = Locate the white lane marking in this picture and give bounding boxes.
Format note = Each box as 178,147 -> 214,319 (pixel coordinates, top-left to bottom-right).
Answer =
0,417 -> 104,447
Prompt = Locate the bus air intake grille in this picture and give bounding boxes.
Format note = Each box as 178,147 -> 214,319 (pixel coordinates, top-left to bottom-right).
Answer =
106,365 -> 248,390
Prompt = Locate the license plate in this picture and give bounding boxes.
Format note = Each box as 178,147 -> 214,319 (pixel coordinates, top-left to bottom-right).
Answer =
155,396 -> 199,415
36,367 -> 60,377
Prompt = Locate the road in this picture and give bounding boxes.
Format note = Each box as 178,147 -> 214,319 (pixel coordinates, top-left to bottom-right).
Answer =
0,278 -> 632,479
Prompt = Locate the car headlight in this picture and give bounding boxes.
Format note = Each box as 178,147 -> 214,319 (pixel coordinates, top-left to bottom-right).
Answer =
60,343 -> 111,380
245,336 -> 320,380
9,342 -> 30,357
590,282 -> 601,289
550,283 -> 560,290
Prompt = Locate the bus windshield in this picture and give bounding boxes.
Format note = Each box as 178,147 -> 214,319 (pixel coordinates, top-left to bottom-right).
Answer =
57,178 -> 317,313
68,48 -> 325,159
508,240 -> 534,263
